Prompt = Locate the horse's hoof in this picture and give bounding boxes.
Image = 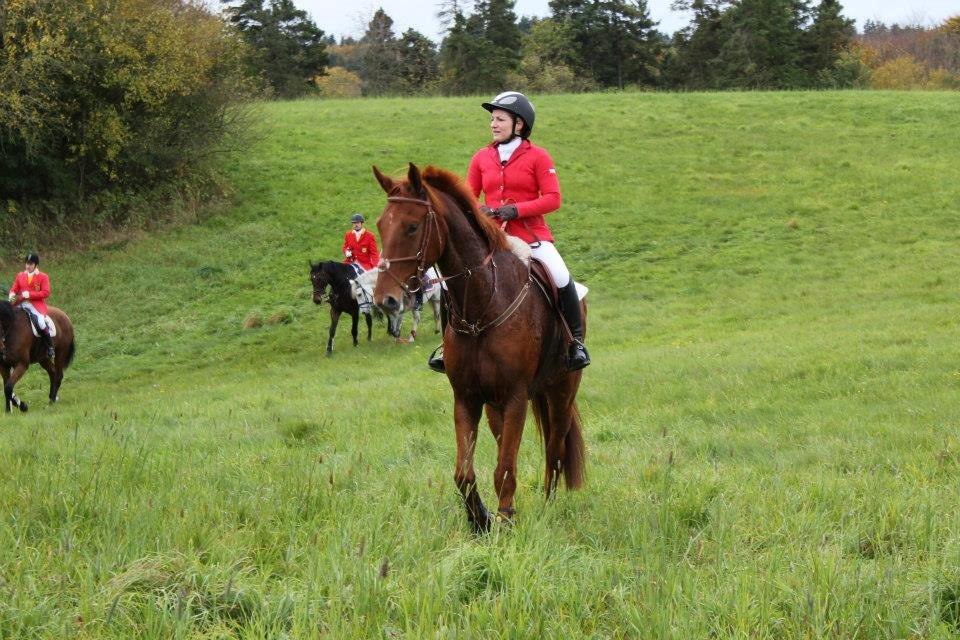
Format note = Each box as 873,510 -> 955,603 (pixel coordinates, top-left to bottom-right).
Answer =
325,351 -> 333,357
495,510 -> 516,529
50,396 -> 59,404
19,402 -> 28,413
469,508 -> 494,535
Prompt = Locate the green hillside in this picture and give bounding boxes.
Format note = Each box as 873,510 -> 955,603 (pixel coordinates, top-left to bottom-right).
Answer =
3,92 -> 960,638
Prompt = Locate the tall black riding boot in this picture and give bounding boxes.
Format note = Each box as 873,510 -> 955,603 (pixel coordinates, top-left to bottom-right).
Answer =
558,281 -> 590,371
43,329 -> 55,362
427,296 -> 448,373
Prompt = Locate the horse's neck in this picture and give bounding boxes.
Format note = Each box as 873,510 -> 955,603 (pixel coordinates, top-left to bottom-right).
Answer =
436,200 -> 517,303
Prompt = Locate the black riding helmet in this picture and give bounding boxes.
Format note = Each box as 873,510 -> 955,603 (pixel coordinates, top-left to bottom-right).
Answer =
481,91 -> 535,139
25,252 -> 40,265
351,213 -> 365,223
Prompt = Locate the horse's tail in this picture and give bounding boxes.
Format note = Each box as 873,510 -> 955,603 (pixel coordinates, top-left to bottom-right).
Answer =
531,393 -> 586,494
563,402 -> 586,489
65,339 -> 76,368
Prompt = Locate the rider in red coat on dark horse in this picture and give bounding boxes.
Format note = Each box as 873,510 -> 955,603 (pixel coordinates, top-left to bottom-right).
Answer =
8,252 -> 55,361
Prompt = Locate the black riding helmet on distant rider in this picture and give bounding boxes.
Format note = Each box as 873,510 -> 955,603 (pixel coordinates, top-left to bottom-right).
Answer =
481,91 -> 535,140
351,213 -> 365,223
25,252 -> 40,265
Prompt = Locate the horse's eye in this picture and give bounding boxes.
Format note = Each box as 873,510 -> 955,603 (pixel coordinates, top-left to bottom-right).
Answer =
406,223 -> 419,235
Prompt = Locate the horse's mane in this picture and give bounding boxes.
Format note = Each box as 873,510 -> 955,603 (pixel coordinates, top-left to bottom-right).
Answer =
0,301 -> 15,328
321,261 -> 356,295
422,166 -> 509,253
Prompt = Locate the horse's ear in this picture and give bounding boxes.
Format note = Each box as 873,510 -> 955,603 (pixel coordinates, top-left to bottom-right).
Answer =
372,165 -> 394,194
408,162 -> 425,197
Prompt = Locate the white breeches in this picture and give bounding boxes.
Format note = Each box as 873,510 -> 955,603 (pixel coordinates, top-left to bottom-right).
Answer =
528,241 -> 571,288
21,302 -> 52,330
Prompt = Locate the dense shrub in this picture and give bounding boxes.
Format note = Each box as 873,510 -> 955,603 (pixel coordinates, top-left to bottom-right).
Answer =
315,67 -> 363,98
870,55 -> 929,89
0,0 -> 254,217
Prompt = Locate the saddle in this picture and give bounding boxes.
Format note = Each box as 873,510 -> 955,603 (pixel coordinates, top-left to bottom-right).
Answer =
529,259 -> 588,341
529,259 -> 588,305
26,312 -> 56,338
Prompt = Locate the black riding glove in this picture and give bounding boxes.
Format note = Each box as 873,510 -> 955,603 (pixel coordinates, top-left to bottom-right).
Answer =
479,205 -> 497,218
496,204 -> 519,220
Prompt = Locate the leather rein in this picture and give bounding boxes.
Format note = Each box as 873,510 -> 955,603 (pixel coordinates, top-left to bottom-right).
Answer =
379,195 -> 531,337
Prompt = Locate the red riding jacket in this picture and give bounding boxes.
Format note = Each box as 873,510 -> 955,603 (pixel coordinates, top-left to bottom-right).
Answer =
466,139 -> 562,244
342,229 -> 380,271
9,270 -> 51,314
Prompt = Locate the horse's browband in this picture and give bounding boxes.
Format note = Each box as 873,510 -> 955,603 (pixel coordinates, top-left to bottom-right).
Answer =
387,196 -> 433,208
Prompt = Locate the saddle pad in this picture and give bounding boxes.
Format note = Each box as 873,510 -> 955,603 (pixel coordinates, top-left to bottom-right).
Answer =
29,315 -> 56,338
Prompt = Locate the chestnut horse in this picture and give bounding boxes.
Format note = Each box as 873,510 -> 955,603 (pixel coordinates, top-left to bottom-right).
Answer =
0,301 -> 76,412
372,163 -> 586,533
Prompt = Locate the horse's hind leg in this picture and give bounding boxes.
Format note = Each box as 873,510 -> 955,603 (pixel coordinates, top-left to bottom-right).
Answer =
453,393 -> 492,533
409,308 -> 421,342
432,299 -> 442,334
364,312 -> 373,341
540,376 -> 586,495
41,360 -> 62,403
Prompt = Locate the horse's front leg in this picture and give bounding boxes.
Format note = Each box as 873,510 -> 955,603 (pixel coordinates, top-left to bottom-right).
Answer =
432,300 -> 442,334
489,395 -> 528,523
364,311 -> 373,341
0,364 -> 10,413
350,309 -> 360,347
453,393 -> 491,533
3,362 -> 29,413
327,309 -> 341,356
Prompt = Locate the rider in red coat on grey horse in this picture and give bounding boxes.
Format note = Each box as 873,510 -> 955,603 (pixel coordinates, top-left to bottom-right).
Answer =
342,213 -> 380,272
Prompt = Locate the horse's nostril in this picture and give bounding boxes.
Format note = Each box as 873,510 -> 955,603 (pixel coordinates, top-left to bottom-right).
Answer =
383,296 -> 399,312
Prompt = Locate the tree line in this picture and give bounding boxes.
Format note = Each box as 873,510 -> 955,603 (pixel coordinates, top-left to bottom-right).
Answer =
223,0 -> 959,97
2,0 -> 956,246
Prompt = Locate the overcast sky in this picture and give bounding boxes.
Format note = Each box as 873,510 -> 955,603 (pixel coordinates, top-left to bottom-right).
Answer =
293,1 -> 959,42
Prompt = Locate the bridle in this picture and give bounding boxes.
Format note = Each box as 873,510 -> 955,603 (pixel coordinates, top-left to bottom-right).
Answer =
378,193 -> 530,337
378,195 -> 446,296
311,271 -> 331,304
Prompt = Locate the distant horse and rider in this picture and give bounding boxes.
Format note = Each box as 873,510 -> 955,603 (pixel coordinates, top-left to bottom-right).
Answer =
0,302 -> 75,412
309,260 -> 379,356
1,252 -> 75,413
373,162 -> 587,533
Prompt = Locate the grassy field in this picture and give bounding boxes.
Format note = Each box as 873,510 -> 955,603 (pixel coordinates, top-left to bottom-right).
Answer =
2,91 -> 960,638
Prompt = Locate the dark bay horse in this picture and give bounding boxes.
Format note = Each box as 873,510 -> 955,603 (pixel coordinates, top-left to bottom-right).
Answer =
310,260 -> 376,356
372,163 -> 586,533
0,301 -> 76,412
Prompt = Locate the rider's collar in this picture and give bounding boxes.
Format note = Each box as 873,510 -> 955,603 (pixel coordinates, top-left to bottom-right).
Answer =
496,137 -> 523,163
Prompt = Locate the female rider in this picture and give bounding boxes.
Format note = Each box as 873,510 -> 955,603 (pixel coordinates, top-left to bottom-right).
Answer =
428,91 -> 590,372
